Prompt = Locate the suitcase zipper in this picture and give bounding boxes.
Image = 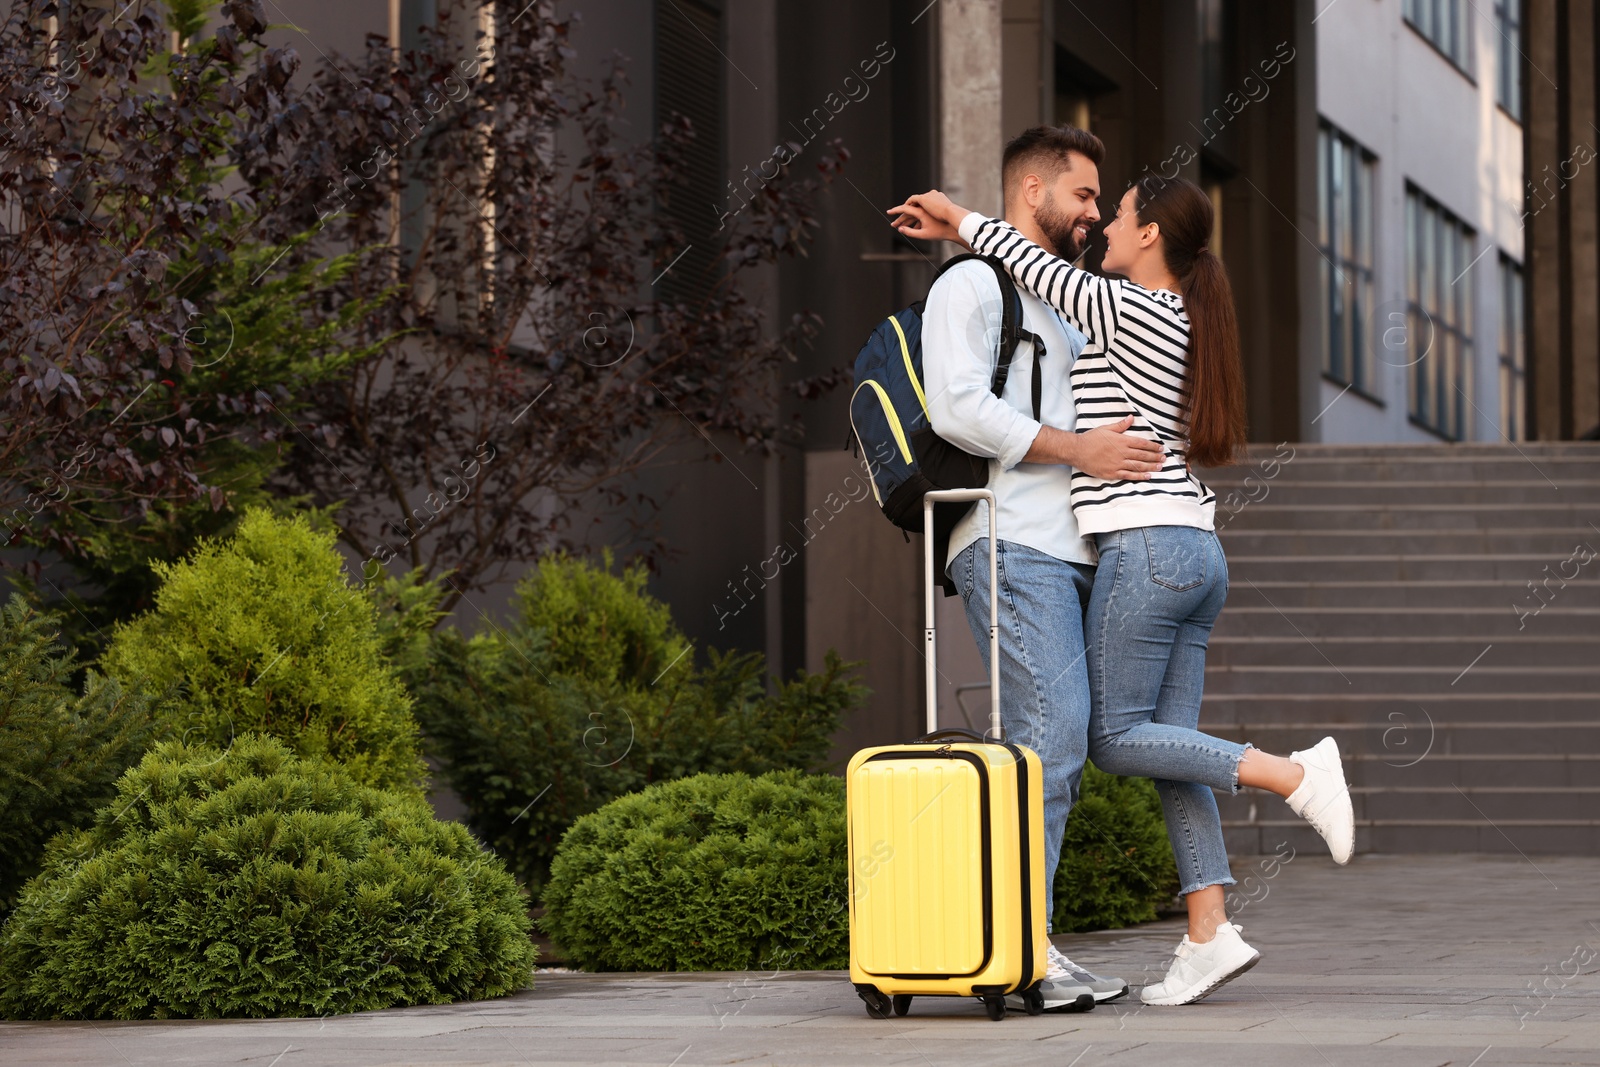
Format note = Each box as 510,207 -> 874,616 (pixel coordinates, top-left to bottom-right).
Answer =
1000,742 -> 1035,996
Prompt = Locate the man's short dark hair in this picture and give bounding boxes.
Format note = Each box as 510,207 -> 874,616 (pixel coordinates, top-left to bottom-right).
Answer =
1002,125 -> 1106,203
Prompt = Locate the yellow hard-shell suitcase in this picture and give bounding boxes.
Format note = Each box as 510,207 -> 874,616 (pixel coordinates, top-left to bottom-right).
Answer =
847,489 -> 1050,1021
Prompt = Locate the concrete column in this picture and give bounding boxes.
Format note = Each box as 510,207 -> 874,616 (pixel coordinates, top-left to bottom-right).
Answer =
725,0 -> 784,678
1001,0 -> 1046,139
1525,0 -> 1561,438
1569,0 -> 1600,437
940,0 -> 1005,216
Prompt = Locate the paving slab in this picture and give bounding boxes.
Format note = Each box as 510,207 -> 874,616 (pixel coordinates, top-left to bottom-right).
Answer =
3,854 -> 1598,1066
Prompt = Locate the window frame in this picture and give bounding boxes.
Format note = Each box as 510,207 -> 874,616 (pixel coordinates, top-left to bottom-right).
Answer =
1497,253 -> 1526,442
1404,183 -> 1476,441
1494,0 -> 1522,121
1316,120 -> 1380,399
1402,0 -> 1477,82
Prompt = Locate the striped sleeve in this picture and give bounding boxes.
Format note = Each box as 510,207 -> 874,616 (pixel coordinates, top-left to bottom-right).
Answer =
958,213 -> 1123,350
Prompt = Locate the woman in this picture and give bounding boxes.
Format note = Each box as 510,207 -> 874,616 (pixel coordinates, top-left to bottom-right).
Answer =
889,176 -> 1355,1007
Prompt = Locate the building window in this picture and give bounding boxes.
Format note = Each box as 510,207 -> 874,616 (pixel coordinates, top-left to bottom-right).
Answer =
1499,255 -> 1526,441
1317,122 -> 1376,394
1405,185 -> 1475,440
1495,0 -> 1522,119
1404,0 -> 1473,77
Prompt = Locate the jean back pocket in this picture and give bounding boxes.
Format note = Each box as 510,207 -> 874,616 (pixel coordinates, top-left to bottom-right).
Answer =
1142,526 -> 1209,592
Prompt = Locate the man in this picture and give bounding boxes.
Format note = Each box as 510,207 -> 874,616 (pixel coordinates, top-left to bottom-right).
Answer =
922,125 -> 1165,1011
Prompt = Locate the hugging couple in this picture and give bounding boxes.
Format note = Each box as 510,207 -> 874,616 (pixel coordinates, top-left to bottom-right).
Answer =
889,125 -> 1355,1008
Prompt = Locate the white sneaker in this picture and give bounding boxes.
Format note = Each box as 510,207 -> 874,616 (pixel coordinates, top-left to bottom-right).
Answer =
1285,736 -> 1355,864
1047,944 -> 1128,1003
1139,922 -> 1261,1006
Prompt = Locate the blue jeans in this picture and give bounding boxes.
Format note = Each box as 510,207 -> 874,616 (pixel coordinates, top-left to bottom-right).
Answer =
1085,526 -> 1249,897
949,539 -> 1095,930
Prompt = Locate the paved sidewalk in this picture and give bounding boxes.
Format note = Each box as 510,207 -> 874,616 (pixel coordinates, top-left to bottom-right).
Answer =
4,854 -> 1597,1066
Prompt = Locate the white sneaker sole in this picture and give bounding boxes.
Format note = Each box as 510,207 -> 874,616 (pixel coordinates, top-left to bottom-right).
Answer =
1139,949 -> 1261,1006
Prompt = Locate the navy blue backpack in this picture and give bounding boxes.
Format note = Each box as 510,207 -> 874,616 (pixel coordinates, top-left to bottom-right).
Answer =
848,253 -> 1046,536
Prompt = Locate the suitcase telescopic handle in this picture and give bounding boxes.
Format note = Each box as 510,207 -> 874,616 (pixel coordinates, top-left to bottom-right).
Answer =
922,489 -> 1000,742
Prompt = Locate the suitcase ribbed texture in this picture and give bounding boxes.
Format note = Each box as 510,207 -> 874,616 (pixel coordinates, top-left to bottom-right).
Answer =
852,759 -> 983,975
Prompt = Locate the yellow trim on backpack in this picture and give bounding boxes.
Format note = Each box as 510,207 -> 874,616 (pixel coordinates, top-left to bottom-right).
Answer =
851,380 -> 914,466
887,315 -> 928,417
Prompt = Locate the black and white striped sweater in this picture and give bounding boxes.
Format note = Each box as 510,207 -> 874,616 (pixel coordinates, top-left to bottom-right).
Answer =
958,212 -> 1217,536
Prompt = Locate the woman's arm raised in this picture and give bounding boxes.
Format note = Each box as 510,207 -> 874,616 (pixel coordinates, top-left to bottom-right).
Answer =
957,214 -> 1121,350
889,190 -> 1121,348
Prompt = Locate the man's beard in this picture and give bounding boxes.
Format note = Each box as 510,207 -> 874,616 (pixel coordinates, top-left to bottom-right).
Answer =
1036,191 -> 1087,261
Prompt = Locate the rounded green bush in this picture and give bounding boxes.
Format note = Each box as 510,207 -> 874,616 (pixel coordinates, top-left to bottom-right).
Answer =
0,736 -> 536,1019
541,770 -> 847,971
412,551 -> 865,894
102,508 -> 423,789
1052,763 -> 1181,933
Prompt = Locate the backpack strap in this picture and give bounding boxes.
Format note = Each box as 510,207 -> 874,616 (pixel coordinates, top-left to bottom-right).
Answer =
1023,325 -> 1045,423
932,253 -> 1045,420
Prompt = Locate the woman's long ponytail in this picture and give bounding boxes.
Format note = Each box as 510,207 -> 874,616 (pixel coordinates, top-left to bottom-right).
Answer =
1179,247 -> 1247,467
1132,176 -> 1247,467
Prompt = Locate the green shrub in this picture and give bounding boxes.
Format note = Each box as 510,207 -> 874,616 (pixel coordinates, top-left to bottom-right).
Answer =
0,597 -> 167,913
517,548 -> 689,688
1053,763 -> 1180,933
0,735 -> 535,1019
411,552 -> 867,892
362,566 -> 449,689
541,770 -> 847,971
101,509 -> 424,789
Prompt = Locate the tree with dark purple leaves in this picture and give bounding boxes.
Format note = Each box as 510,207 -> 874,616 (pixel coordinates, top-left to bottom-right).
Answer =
2,0 -> 845,631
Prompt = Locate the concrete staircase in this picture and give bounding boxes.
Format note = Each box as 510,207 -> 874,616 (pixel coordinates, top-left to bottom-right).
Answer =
1198,443 -> 1600,857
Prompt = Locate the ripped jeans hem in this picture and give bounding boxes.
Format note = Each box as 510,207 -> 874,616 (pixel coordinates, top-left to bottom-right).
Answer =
1228,742 -> 1256,794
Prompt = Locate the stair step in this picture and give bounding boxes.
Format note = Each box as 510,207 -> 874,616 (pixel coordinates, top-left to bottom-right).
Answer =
1202,663 -> 1600,694
1211,606 -> 1600,637
1216,503 -> 1595,530
1215,787 -> 1600,823
1222,547 -> 1587,579
1206,710 -> 1600,735
1210,481 -> 1600,506
1223,555 -> 1596,582
1222,822 -> 1600,856
1212,578 -> 1600,608
1219,528 -> 1596,555
1348,753 -> 1600,788
1201,692 -> 1600,721
1207,635 -> 1600,667
1204,720 -> 1600,756
1201,442 -> 1600,464
1205,458 -> 1600,483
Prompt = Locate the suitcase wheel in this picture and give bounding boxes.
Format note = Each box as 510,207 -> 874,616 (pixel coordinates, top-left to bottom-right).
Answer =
982,994 -> 1007,1021
858,988 -> 893,1019
1022,985 -> 1045,1016
892,994 -> 912,1016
